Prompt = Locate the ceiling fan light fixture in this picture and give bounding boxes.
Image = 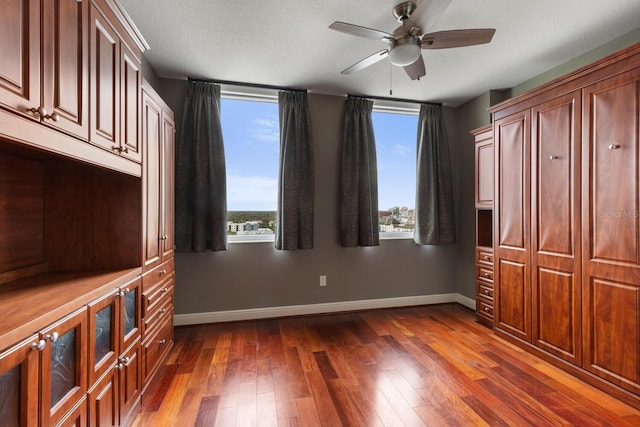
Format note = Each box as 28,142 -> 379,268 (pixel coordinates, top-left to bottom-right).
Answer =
388,37 -> 421,66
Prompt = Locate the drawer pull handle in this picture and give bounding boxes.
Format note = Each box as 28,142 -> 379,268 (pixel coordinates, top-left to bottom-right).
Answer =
161,287 -> 169,293
483,256 -> 491,261
159,269 -> 167,276
31,340 -> 46,351
484,307 -> 491,312
608,143 -> 621,150
483,289 -> 490,295
484,273 -> 491,278
158,339 -> 166,345
160,308 -> 167,315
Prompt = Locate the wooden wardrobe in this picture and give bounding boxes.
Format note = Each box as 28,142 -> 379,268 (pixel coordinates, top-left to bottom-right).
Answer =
490,42 -> 640,409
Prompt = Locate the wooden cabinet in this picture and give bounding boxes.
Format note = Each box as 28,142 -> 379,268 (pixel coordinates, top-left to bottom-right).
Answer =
0,0 -> 88,138
0,308 -> 87,427
142,80 -> 175,272
490,43 -> 640,408
471,125 -> 495,327
87,277 -> 142,426
582,67 -> 640,396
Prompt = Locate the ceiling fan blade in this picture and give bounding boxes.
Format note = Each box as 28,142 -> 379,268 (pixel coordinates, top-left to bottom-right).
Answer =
404,0 -> 452,33
403,55 -> 426,80
421,29 -> 496,49
341,49 -> 389,74
329,21 -> 394,42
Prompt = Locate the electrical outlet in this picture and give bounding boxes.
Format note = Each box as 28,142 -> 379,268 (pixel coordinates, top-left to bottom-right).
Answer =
319,275 -> 327,287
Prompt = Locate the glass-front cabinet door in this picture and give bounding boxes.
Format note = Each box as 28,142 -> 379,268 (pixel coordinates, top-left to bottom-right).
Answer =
120,278 -> 141,352
0,334 -> 40,427
40,307 -> 87,427
88,290 -> 119,387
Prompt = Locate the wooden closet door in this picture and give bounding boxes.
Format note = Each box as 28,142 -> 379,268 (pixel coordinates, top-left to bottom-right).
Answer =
531,91 -> 582,364
142,86 -> 162,271
582,67 -> 640,396
493,110 -> 531,342
41,0 -> 89,139
0,0 -> 40,119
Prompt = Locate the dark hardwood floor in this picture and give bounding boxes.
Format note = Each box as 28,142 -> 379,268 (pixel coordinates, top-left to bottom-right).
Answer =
132,303 -> 640,426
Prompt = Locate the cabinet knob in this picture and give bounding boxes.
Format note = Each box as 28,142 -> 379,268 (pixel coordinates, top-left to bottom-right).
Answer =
549,155 -> 558,160
116,363 -> 123,371
45,111 -> 59,122
45,332 -> 59,343
158,339 -> 166,345
122,147 -> 129,153
484,273 -> 491,278
31,339 -> 46,351
483,255 -> 490,261
483,289 -> 490,295
159,269 -> 167,276
161,287 -> 169,293
484,307 -> 491,312
159,308 -> 167,315
111,145 -> 121,152
119,356 -> 131,366
608,144 -> 621,150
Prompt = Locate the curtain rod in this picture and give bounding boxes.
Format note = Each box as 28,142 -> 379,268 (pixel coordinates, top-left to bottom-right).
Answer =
348,93 -> 441,106
187,77 -> 307,93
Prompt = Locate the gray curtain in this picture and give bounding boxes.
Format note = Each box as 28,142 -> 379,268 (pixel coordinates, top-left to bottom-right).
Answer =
414,104 -> 456,245
340,97 -> 379,247
175,81 -> 227,252
276,91 -> 314,250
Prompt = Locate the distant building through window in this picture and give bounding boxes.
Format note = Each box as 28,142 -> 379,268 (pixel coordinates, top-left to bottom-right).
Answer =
220,95 -> 279,242
372,107 -> 419,238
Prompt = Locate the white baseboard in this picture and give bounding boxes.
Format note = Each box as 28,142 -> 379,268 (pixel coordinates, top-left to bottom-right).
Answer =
174,293 -> 477,326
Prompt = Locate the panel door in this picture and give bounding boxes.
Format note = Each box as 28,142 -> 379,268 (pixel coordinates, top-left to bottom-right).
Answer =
89,4 -> 120,152
0,0 -> 40,120
118,341 -> 142,426
40,307 -> 87,427
41,0 -> 88,139
142,86 -> 162,271
161,111 -> 175,261
0,334 -> 40,427
475,132 -> 494,208
493,110 -> 531,342
530,91 -> 582,364
582,67 -> 640,394
88,290 -> 119,388
120,42 -> 142,163
87,365 -> 118,427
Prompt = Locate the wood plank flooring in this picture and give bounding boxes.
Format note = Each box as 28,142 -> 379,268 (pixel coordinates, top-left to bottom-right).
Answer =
131,303 -> 640,426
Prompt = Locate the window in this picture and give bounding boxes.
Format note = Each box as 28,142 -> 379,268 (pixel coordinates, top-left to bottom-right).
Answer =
220,93 -> 279,242
372,105 -> 419,239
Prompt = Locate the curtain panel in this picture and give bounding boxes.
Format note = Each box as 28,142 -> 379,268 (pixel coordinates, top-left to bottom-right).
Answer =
414,104 -> 456,245
276,91 -> 314,250
340,97 -> 379,247
175,81 -> 228,252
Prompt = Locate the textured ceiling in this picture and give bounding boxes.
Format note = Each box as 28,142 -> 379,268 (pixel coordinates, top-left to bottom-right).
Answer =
118,0 -> 640,106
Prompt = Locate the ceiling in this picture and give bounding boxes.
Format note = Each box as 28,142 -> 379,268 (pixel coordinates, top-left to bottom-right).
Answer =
118,0 -> 640,106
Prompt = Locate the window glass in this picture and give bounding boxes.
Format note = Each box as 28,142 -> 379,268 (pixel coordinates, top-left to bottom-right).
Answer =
221,97 -> 279,242
372,109 -> 418,238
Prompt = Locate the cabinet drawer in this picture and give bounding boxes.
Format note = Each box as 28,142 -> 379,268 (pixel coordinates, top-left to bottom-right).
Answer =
476,265 -> 494,282
477,300 -> 494,318
142,317 -> 172,384
143,291 -> 173,336
477,282 -> 494,300
142,258 -> 174,293
476,248 -> 494,265
142,275 -> 174,318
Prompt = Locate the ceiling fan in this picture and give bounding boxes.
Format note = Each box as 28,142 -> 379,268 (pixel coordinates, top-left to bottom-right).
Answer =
329,0 -> 496,80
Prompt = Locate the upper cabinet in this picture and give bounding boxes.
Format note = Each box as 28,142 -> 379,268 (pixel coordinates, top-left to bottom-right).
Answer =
0,0 -> 148,174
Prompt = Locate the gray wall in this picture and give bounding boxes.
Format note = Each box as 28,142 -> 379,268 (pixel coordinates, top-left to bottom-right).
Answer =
157,84 -> 459,314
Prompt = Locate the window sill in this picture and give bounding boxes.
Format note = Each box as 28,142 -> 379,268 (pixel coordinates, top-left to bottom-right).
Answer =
228,235 -> 275,244
380,232 -> 414,240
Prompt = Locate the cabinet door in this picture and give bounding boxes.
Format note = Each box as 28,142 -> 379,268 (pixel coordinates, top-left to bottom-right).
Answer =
118,342 -> 142,426
87,365 -> 118,427
474,128 -> 494,208
530,91 -> 582,365
41,0 -> 88,139
0,0 -> 40,119
88,290 -> 119,388
120,278 -> 142,353
494,110 -> 531,342
142,87 -> 162,271
120,42 -> 142,163
582,67 -> 640,395
0,334 -> 40,427
40,307 -> 88,427
89,4 -> 120,152
161,111 -> 175,261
